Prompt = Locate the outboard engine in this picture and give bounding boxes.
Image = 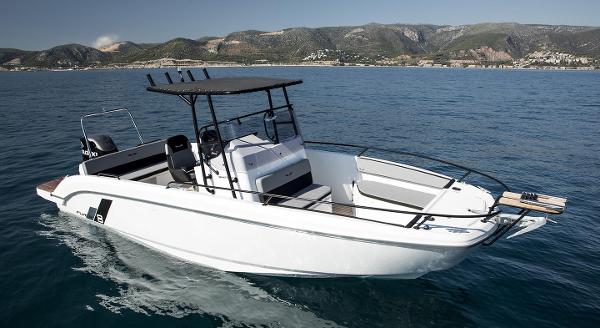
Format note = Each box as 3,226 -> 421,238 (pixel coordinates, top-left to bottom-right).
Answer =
80,134 -> 118,161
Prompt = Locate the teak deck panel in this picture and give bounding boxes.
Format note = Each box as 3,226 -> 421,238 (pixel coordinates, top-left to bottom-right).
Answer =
502,191 -> 566,207
498,191 -> 566,214
36,177 -> 64,193
333,203 -> 355,217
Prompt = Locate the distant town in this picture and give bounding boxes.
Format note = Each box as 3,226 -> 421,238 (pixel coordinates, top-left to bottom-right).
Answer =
3,51 -> 598,72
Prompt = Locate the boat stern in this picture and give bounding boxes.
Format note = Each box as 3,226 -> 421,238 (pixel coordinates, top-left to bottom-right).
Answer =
36,176 -> 65,202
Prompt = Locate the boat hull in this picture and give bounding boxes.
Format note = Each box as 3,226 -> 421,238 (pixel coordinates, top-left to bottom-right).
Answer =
59,204 -> 474,278
39,176 -> 490,279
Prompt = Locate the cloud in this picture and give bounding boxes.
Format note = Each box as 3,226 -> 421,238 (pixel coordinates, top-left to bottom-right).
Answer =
93,34 -> 119,49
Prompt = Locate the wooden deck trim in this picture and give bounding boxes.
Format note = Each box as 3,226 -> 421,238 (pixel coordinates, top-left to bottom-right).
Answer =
498,196 -> 564,214
502,191 -> 566,207
36,176 -> 65,193
333,203 -> 355,217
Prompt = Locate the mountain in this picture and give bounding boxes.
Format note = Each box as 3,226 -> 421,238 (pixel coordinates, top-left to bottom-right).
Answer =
120,38 -> 213,62
14,44 -> 112,68
0,48 -> 33,66
98,41 -> 145,58
2,22 -> 600,69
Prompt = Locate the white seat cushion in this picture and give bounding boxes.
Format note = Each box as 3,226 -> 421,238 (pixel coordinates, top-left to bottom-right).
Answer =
356,180 -> 435,209
277,184 -> 331,209
357,157 -> 452,189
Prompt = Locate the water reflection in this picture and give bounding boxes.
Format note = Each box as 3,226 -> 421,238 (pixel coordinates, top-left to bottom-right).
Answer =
39,213 -> 474,327
245,274 -> 476,327
38,213 -> 340,327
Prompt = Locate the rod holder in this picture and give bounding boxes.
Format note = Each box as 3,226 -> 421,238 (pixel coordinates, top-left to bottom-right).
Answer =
177,67 -> 185,82
202,68 -> 211,79
146,74 -> 156,86
186,70 -> 196,81
164,72 -> 174,84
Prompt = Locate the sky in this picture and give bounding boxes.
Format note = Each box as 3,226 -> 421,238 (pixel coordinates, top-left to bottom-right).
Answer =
1,0 -> 599,50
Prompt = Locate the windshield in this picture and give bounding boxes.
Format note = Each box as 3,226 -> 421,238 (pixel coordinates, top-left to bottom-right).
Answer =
201,106 -> 298,146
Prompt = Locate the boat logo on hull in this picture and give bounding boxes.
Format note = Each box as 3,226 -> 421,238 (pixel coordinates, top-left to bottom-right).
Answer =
86,199 -> 112,224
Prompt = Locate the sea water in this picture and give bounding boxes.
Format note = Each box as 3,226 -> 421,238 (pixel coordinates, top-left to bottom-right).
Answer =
1,67 -> 599,327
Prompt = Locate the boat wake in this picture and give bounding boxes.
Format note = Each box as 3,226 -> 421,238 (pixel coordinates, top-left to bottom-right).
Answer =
37,213 -> 342,327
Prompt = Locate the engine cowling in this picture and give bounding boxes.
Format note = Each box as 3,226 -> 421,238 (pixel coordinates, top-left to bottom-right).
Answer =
80,134 -> 118,161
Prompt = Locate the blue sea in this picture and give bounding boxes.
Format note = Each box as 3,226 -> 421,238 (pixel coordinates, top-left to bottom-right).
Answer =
1,67 -> 599,327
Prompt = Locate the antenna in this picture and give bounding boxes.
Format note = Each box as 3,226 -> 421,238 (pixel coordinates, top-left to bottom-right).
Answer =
164,72 -> 173,84
177,67 -> 185,82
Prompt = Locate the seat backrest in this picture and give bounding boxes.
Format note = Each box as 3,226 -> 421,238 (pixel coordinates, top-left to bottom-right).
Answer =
80,139 -> 165,176
255,159 -> 313,195
165,135 -> 197,182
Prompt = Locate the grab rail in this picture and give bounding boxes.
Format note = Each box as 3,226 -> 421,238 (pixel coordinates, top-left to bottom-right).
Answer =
166,181 -> 502,229
81,107 -> 144,159
304,140 -> 511,192
198,104 -> 294,132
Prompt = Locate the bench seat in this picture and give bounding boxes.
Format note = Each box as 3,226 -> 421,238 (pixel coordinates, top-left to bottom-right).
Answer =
119,161 -> 168,180
255,158 -> 333,212
357,157 -> 452,189
278,184 -> 332,209
356,180 -> 436,210
81,139 -> 166,179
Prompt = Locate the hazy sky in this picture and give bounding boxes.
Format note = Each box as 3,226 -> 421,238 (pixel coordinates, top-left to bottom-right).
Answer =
2,0 -> 599,50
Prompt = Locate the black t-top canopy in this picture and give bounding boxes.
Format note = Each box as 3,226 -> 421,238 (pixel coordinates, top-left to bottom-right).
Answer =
147,76 -> 303,95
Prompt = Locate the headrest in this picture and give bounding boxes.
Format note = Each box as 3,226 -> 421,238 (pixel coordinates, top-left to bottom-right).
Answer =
166,135 -> 190,153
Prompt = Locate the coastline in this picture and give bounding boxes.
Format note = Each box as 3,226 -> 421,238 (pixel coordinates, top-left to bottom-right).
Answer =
2,63 -> 598,73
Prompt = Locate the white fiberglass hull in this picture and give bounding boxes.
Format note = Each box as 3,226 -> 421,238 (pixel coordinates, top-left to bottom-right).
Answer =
38,175 -> 494,279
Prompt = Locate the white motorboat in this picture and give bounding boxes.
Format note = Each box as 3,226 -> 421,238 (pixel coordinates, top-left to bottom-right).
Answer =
36,69 -> 567,279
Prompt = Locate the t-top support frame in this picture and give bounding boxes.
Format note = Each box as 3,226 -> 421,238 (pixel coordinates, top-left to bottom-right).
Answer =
147,69 -> 237,198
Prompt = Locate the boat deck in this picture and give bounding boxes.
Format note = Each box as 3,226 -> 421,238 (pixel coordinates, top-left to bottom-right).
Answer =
37,177 -> 64,193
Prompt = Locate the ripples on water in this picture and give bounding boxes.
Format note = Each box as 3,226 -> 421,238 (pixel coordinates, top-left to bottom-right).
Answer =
35,213 -> 471,327
1,67 -> 599,327
37,214 -> 340,327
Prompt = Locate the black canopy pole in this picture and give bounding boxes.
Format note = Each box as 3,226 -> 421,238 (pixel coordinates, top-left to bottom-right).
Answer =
282,87 -> 299,136
206,94 -> 237,198
266,89 -> 279,143
190,95 -> 213,194
266,89 -> 274,113
198,67 -> 235,196
282,87 -> 291,107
